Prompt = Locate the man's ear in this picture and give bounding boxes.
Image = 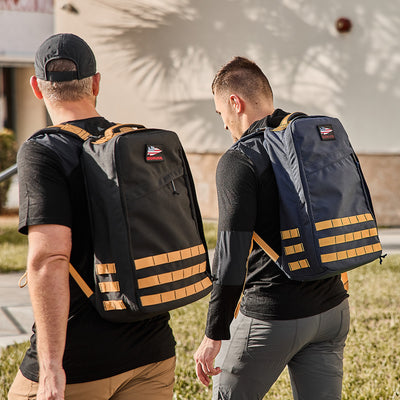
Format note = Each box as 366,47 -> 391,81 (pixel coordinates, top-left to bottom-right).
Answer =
30,76 -> 43,100
229,94 -> 244,114
92,72 -> 101,96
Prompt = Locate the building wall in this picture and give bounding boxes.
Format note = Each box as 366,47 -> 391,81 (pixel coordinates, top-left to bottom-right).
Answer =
51,0 -> 400,225
14,67 -> 48,145
188,153 -> 399,228
358,155 -> 400,227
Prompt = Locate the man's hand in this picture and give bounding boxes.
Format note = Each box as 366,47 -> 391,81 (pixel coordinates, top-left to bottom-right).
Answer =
194,335 -> 222,386
37,366 -> 66,400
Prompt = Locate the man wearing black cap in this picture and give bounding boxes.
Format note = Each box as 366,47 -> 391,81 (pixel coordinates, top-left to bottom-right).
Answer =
8,33 -> 176,400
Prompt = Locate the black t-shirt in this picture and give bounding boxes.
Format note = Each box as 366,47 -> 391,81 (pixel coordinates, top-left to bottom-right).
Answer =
205,109 -> 348,340
17,117 -> 175,384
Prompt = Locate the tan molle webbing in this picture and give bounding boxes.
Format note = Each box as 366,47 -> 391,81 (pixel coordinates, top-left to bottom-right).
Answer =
281,228 -> 300,240
137,261 -> 207,289
140,277 -> 212,307
321,242 -> 382,263
134,244 -> 206,270
92,123 -> 145,144
96,263 -> 116,275
319,228 -> 378,248
69,263 -> 94,298
315,213 -> 374,231
98,281 -> 120,293
288,259 -> 310,271
103,300 -> 126,311
284,243 -> 305,256
53,124 -> 91,141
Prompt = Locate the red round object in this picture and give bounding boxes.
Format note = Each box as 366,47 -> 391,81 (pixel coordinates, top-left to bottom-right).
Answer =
336,17 -> 352,33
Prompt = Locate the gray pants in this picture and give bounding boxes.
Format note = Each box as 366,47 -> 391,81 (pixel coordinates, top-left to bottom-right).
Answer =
213,299 -> 350,400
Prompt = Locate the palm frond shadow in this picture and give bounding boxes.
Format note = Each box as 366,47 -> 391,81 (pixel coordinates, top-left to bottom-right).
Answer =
92,0 -> 400,150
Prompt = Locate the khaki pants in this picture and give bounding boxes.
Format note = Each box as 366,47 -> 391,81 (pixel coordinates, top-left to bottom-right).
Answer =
8,356 -> 175,400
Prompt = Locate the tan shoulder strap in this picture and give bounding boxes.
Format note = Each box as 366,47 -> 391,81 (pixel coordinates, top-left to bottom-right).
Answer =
69,263 -> 94,298
271,112 -> 306,132
19,265 -> 95,297
252,232 -> 279,262
52,124 -> 91,141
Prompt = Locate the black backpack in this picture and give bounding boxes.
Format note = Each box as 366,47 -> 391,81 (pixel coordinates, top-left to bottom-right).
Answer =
235,113 -> 382,283
52,123 -> 212,322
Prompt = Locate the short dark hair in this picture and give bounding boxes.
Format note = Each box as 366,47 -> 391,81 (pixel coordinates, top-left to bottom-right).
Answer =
212,56 -> 273,102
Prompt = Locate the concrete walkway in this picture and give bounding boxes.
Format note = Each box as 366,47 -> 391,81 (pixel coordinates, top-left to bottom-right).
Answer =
0,231 -> 399,349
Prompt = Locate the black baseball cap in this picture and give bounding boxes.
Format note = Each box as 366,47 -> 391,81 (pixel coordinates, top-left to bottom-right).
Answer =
34,33 -> 96,82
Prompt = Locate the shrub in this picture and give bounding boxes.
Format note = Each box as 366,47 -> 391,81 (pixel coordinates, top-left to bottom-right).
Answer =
0,128 -> 17,213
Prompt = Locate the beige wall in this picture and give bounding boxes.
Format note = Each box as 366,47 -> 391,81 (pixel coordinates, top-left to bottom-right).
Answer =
52,0 -> 400,225
14,67 -> 47,145
358,155 -> 400,227
188,153 -> 400,227
186,153 -> 219,220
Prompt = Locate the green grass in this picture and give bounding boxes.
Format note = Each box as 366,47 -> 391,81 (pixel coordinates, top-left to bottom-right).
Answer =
1,218 -> 399,399
0,341 -> 30,399
203,221 -> 218,250
0,221 -> 217,274
0,225 -> 28,273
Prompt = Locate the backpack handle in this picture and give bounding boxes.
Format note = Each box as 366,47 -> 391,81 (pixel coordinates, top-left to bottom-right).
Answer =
92,123 -> 146,144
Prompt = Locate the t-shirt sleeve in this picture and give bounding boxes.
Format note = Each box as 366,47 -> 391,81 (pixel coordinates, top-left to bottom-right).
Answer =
17,139 -> 73,234
205,149 -> 258,340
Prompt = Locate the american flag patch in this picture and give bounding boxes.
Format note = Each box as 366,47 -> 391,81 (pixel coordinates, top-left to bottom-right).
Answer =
318,124 -> 335,141
145,145 -> 164,162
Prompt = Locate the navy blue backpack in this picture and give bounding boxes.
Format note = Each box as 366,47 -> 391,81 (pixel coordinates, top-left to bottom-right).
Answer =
242,113 -> 382,284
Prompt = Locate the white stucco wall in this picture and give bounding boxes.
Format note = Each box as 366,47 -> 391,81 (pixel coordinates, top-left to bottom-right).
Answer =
0,4 -> 53,65
55,0 -> 400,154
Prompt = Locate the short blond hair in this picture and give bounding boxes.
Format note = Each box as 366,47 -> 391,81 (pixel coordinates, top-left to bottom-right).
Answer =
37,59 -> 93,102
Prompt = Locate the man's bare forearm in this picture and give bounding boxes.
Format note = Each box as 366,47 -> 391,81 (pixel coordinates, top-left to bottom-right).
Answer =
27,224 -> 72,399
28,255 -> 70,372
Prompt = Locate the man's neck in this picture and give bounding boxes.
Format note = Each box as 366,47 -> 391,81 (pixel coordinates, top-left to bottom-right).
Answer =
45,98 -> 101,125
241,103 -> 275,135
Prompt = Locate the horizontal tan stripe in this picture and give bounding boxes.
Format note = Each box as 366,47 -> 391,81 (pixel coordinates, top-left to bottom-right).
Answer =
103,300 -> 126,311
288,259 -> 310,271
315,213 -> 374,232
321,242 -> 382,263
319,228 -> 378,248
140,277 -> 212,307
98,281 -> 120,293
134,244 -> 206,270
281,228 -> 300,240
96,263 -> 116,275
137,262 -> 207,289
284,243 -> 305,256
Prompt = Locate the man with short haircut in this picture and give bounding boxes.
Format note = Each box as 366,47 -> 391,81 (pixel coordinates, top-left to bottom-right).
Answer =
194,56 -> 350,400
8,33 -> 175,400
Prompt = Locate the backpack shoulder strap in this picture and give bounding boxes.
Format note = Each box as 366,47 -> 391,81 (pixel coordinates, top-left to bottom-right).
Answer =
272,112 -> 307,132
51,123 -> 92,141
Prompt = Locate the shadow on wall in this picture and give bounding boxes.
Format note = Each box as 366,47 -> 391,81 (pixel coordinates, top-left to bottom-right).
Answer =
92,0 -> 400,154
